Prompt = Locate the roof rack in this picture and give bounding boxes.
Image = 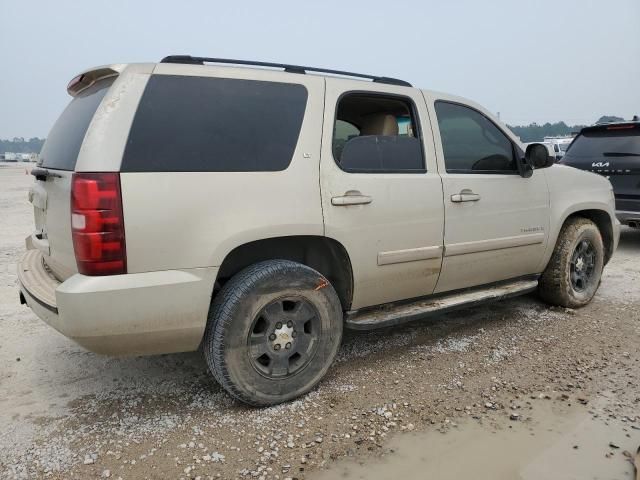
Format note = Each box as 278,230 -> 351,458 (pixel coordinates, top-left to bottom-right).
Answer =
160,55 -> 412,87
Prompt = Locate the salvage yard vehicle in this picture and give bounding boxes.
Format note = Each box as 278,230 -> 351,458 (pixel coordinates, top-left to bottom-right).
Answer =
18,56 -> 620,406
560,121 -> 640,228
544,136 -> 573,162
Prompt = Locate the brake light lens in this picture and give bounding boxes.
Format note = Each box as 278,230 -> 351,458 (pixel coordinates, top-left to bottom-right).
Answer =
66,74 -> 84,92
606,125 -> 635,130
71,173 -> 126,275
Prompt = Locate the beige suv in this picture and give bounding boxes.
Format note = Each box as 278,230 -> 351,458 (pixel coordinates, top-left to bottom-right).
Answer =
18,56 -> 620,406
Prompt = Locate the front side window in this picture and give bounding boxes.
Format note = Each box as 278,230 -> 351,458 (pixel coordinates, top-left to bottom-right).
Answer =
332,93 -> 424,173
122,75 -> 308,172
435,101 -> 517,173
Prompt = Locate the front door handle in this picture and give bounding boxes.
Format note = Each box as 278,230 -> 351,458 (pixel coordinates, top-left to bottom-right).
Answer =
331,190 -> 372,206
451,189 -> 481,203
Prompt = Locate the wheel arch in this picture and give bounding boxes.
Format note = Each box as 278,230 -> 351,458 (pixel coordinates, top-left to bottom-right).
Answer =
545,208 -> 615,270
215,235 -> 354,311
565,209 -> 615,264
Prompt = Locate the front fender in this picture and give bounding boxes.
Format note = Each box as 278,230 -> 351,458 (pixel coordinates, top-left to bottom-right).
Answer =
537,166 -> 618,272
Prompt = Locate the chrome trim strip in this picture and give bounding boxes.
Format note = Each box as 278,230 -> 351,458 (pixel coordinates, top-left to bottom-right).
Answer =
445,233 -> 545,257
377,245 -> 442,266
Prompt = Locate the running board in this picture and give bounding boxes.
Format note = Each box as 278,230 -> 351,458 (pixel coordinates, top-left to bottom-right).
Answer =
345,279 -> 539,330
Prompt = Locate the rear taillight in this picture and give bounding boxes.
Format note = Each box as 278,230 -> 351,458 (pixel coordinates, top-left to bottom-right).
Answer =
71,173 -> 126,276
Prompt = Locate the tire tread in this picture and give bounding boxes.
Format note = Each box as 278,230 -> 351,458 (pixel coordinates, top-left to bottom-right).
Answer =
538,217 -> 603,308
204,260 -> 340,406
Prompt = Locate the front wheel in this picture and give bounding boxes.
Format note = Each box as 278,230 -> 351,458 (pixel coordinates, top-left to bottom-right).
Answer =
538,218 -> 604,308
204,260 -> 343,406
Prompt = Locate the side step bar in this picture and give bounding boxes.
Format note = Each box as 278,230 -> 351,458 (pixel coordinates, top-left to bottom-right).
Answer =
345,278 -> 539,330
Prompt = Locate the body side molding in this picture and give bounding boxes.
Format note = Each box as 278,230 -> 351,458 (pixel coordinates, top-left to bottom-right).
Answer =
445,233 -> 545,257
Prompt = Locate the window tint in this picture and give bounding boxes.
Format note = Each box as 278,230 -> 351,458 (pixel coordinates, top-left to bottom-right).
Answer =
564,129 -> 640,158
122,75 -> 308,172
41,77 -> 114,171
333,120 -> 360,161
340,136 -> 424,172
332,94 -> 424,173
435,101 -> 516,173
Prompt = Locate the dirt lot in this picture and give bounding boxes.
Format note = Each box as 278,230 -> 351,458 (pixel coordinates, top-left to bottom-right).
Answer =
1,162 -> 639,479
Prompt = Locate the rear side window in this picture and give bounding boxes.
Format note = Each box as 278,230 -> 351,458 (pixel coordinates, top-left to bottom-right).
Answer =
565,129 -> 640,158
332,93 -> 424,173
435,101 -> 517,174
122,75 -> 308,172
40,77 -> 114,171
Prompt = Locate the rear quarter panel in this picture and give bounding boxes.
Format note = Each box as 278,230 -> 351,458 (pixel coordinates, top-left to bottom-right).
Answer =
120,66 -> 326,272
75,64 -> 154,172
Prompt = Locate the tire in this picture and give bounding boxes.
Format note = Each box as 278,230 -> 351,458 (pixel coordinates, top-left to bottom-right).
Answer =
203,260 -> 343,406
538,218 -> 604,308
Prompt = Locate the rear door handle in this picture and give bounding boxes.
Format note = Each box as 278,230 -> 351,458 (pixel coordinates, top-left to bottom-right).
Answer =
331,190 -> 372,206
451,190 -> 481,203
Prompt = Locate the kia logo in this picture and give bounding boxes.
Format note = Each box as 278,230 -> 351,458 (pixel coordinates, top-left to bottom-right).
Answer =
592,162 -> 610,168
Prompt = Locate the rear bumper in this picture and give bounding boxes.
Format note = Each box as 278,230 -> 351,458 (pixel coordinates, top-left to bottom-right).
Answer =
18,249 -> 217,355
616,210 -> 640,227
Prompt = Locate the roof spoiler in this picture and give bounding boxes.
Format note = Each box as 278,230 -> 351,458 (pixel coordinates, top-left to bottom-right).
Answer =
581,122 -> 640,134
66,64 -> 125,96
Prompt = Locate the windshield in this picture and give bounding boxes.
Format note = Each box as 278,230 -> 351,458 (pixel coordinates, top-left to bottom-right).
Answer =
564,129 -> 640,158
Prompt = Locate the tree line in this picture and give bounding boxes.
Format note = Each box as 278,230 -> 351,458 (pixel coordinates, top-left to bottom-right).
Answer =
1,137 -> 45,154
507,122 -> 585,142
507,116 -> 626,143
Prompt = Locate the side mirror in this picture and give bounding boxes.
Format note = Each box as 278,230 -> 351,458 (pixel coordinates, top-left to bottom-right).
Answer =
525,143 -> 554,169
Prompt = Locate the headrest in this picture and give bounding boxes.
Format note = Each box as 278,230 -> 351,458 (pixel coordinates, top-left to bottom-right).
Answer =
360,114 -> 399,136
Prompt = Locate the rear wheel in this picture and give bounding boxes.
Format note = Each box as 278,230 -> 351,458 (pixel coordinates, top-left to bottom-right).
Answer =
204,260 -> 343,406
538,218 -> 604,308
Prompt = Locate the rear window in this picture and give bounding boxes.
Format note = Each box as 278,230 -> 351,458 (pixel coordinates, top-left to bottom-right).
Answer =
40,77 -> 114,171
565,128 -> 640,158
121,75 -> 308,172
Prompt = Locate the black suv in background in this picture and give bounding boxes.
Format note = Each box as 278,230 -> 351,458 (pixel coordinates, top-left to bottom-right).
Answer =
562,122 -> 640,228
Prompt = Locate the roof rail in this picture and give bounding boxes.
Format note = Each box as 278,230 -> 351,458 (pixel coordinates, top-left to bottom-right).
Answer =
160,55 -> 412,87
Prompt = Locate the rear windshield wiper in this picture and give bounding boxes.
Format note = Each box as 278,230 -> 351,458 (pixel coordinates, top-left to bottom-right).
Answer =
30,167 -> 63,181
602,152 -> 640,157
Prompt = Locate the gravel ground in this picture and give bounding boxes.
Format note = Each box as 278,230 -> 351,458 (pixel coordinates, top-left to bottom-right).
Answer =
1,162 -> 638,479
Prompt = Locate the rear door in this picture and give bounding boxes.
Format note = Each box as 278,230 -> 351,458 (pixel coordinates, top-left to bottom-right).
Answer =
320,79 -> 445,310
29,76 -> 116,280
426,96 -> 550,293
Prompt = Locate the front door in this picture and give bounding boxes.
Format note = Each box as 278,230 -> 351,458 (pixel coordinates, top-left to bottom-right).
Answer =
426,98 -> 550,293
320,79 -> 445,310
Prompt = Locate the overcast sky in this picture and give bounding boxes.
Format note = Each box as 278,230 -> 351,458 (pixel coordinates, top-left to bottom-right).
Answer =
1,0 -> 639,139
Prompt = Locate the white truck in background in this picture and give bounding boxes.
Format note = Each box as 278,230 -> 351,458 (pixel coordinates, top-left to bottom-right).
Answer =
544,136 -> 574,161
